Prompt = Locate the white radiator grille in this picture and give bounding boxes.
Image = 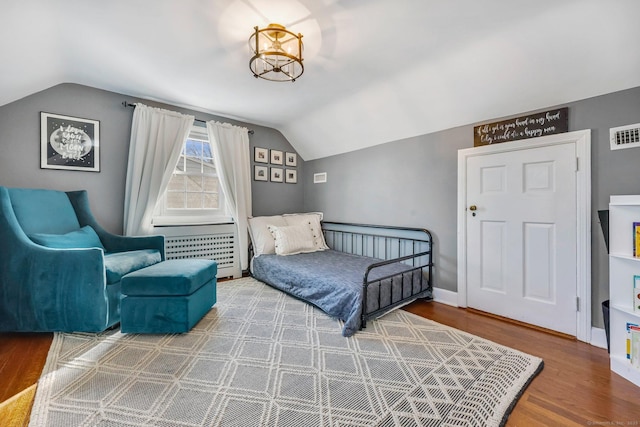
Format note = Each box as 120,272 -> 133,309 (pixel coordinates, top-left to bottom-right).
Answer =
158,224 -> 240,278
610,123 -> 640,150
166,234 -> 235,266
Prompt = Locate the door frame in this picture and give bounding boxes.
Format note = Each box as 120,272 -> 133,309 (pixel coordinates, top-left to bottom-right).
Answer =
457,130 -> 591,342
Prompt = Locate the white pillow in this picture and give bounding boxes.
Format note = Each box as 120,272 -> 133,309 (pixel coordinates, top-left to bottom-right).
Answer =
283,212 -> 329,251
267,224 -> 317,256
248,215 -> 287,256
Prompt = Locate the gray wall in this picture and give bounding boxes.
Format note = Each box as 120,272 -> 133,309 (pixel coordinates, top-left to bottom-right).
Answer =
302,127 -> 467,300
0,83 -> 304,234
303,85 -> 640,328
250,133 -> 305,217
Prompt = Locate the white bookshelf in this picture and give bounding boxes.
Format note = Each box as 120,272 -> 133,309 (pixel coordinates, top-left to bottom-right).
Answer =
609,195 -> 640,386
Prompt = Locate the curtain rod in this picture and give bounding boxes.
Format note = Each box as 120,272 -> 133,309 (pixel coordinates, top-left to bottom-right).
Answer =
122,101 -> 254,135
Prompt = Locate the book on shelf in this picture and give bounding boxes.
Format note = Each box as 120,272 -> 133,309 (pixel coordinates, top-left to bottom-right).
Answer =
634,222 -> 640,257
635,275 -> 640,313
627,322 -> 639,359
631,326 -> 640,369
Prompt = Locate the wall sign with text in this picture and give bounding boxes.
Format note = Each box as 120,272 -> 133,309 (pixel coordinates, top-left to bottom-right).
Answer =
473,107 -> 568,147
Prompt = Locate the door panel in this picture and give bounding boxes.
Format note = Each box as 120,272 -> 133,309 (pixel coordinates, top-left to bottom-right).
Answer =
480,221 -> 507,294
481,166 -> 506,193
523,222 -> 555,303
466,142 -> 577,336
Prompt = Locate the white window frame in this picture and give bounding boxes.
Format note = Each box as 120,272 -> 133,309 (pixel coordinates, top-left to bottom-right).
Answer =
153,125 -> 232,226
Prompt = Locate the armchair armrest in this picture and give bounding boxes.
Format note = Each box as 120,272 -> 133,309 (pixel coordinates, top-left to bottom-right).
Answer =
99,233 -> 165,259
67,190 -> 165,260
0,193 -> 110,331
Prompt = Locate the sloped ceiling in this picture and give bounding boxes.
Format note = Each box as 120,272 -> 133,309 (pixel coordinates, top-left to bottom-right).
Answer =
2,0 -> 640,160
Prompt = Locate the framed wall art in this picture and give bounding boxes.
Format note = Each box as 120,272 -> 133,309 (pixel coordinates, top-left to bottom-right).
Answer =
285,152 -> 297,167
41,112 -> 100,172
270,167 -> 283,182
270,149 -> 283,165
285,169 -> 297,184
254,165 -> 268,181
254,147 -> 269,163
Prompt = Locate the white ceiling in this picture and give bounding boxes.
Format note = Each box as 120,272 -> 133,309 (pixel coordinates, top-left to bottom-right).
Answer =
2,0 -> 640,160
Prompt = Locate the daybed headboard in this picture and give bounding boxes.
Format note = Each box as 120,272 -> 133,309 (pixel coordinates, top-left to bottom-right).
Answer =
320,221 -> 433,269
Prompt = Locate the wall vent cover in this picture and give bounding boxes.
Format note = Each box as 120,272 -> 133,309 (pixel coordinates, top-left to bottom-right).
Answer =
610,123 -> 640,150
314,172 -> 327,183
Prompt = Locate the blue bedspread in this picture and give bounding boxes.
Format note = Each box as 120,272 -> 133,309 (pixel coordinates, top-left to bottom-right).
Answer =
251,250 -> 429,336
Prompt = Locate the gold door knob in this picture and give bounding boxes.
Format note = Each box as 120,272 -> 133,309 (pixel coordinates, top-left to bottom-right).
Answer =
469,205 -> 477,211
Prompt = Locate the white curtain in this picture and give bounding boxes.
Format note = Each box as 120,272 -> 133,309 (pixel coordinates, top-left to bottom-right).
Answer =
124,104 -> 194,236
206,121 -> 252,270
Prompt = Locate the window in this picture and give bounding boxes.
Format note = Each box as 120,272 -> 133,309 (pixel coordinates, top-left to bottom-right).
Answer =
153,125 -> 230,225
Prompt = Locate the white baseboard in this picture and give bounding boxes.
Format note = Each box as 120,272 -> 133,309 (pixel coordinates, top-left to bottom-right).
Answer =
590,327 -> 608,350
433,287 -> 458,307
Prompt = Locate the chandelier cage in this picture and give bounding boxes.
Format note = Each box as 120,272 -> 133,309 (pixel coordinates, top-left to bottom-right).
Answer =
249,24 -> 304,82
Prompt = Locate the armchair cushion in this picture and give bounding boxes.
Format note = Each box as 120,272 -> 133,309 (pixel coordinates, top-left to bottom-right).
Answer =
104,249 -> 162,284
122,259 -> 218,296
8,188 -> 80,235
29,225 -> 105,250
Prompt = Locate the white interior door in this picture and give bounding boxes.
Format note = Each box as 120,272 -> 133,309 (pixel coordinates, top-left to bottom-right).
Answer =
465,142 -> 578,336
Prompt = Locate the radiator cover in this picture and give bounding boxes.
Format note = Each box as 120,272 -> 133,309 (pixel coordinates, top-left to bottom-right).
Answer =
158,223 -> 240,278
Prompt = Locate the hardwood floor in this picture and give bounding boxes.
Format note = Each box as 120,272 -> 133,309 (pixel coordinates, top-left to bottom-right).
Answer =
0,333 -> 52,426
1,301 -> 639,426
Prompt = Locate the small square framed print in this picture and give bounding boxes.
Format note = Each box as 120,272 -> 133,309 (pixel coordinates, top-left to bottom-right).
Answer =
285,152 -> 297,167
270,149 -> 283,165
41,112 -> 100,172
270,167 -> 283,182
285,169 -> 297,184
254,147 -> 268,163
254,165 -> 268,181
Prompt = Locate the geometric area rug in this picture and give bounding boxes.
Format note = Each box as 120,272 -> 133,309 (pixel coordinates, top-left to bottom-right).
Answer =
29,277 -> 543,427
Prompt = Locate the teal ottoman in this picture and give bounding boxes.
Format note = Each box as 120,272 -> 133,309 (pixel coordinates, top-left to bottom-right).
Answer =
120,259 -> 217,333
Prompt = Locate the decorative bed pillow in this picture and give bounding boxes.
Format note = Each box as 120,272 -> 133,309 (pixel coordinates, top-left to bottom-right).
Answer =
248,215 -> 287,256
267,224 -> 317,256
283,212 -> 329,251
29,225 -> 105,250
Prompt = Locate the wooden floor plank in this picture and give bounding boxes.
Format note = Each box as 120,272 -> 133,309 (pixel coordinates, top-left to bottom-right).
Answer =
0,385 -> 37,427
0,333 -> 52,403
0,333 -> 52,426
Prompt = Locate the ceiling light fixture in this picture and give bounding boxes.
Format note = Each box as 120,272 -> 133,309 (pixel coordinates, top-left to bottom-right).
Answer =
249,23 -> 304,82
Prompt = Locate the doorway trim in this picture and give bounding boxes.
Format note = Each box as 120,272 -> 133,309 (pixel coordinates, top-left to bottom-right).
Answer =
457,130 -> 591,342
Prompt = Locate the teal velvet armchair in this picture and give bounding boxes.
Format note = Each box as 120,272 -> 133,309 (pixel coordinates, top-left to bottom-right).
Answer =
0,187 -> 165,332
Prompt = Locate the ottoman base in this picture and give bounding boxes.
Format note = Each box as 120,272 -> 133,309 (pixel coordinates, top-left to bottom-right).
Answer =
121,278 -> 216,334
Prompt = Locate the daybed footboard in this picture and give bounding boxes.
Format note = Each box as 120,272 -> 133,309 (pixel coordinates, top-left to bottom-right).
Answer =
321,222 -> 434,330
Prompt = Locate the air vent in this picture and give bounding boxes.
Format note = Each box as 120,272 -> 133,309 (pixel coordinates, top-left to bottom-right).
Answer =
610,123 -> 640,150
314,172 -> 327,183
